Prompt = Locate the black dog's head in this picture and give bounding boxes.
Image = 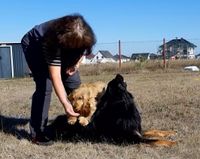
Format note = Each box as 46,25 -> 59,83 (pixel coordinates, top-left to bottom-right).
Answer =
106,74 -> 127,97
90,74 -> 142,143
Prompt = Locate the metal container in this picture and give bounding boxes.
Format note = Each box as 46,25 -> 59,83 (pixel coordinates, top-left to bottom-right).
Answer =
0,43 -> 29,78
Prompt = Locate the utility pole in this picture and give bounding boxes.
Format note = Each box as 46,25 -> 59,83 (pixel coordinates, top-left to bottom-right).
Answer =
118,40 -> 122,69
163,38 -> 166,68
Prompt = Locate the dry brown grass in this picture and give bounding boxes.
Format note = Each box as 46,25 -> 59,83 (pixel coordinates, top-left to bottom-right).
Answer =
79,59 -> 200,75
0,63 -> 200,159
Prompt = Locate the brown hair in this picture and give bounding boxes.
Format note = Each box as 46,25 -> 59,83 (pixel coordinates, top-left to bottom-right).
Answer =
45,14 -> 96,54
43,14 -> 96,68
56,14 -> 96,54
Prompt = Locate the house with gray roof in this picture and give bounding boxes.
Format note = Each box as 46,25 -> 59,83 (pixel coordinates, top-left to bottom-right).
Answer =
90,50 -> 116,64
131,53 -> 157,61
158,38 -> 196,59
113,54 -> 130,63
196,53 -> 200,59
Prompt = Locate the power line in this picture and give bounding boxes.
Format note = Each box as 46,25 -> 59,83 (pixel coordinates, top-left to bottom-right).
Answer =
96,38 -> 200,45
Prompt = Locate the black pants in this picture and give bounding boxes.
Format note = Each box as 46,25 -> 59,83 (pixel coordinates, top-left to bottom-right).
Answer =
21,41 -> 81,138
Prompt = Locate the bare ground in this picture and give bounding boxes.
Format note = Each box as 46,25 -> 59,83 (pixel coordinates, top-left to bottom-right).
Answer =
0,71 -> 200,159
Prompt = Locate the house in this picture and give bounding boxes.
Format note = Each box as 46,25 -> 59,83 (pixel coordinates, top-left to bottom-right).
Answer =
90,50 -> 116,64
130,53 -> 157,61
196,53 -> 200,59
81,53 -> 95,64
158,38 -> 196,59
0,42 -> 29,78
113,54 -> 130,63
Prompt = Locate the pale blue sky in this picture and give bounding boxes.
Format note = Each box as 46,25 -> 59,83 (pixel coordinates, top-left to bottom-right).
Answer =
1,0 -> 200,56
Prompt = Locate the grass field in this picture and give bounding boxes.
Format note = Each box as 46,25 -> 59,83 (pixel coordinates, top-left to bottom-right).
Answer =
0,65 -> 200,158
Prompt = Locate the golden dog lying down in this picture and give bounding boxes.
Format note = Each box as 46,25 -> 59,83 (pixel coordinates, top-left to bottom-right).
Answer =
68,81 -> 106,126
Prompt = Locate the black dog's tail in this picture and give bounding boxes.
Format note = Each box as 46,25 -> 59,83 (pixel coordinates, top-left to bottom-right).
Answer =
140,137 -> 176,147
134,130 -> 176,147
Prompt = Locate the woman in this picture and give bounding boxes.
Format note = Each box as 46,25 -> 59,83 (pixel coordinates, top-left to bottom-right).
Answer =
21,14 -> 96,145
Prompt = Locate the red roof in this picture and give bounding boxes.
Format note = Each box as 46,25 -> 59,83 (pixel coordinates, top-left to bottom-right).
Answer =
85,54 -> 95,59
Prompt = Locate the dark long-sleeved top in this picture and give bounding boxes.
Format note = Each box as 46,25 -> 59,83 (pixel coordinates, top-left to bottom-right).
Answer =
21,19 -> 64,66
22,17 -> 86,70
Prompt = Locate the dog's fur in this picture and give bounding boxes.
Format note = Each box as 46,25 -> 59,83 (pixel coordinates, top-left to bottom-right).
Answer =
68,81 -> 106,126
89,74 -> 142,143
49,74 -> 176,146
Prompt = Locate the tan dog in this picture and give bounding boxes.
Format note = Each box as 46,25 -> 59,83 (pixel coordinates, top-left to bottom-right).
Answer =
68,81 -> 106,126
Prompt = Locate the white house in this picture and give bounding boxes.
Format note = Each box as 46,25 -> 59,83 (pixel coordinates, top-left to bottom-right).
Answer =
90,50 -> 116,64
158,38 -> 196,59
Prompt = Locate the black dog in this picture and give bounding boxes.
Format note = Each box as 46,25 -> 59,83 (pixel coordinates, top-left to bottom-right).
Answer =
48,74 -> 150,144
88,74 -> 142,143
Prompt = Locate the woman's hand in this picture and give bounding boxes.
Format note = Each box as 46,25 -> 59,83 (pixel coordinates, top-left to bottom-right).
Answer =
63,101 -> 80,117
49,65 -> 79,117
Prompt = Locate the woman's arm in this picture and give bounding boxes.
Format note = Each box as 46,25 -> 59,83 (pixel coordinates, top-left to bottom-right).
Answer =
49,65 -> 79,117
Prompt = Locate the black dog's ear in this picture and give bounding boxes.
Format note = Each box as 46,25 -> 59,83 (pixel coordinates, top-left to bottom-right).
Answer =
116,74 -> 127,90
115,74 -> 127,88
115,74 -> 124,82
106,74 -> 127,96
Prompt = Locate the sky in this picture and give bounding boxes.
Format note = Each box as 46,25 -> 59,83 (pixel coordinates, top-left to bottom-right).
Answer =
1,0 -> 200,56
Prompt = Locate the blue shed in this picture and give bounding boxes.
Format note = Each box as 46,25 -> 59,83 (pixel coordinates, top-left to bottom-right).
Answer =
0,43 -> 30,78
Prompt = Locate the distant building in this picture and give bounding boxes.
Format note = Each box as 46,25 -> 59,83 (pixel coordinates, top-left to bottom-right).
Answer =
81,53 -> 95,64
196,53 -> 200,59
113,54 -> 130,63
90,50 -> 116,64
158,38 -> 196,59
131,53 -> 157,61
